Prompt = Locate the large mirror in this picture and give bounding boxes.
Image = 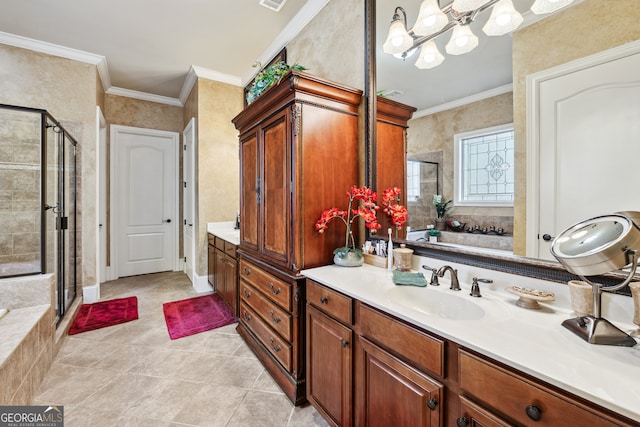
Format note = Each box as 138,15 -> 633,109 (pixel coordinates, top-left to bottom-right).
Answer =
370,0 -> 640,263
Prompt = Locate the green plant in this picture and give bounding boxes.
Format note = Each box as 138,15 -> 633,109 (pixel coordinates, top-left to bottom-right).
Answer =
246,61 -> 307,104
433,194 -> 453,219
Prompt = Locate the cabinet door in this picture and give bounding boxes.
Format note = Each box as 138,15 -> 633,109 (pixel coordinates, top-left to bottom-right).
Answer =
356,337 -> 442,427
240,132 -> 259,251
457,396 -> 514,427
224,256 -> 238,316
213,249 -> 225,295
261,111 -> 289,264
208,244 -> 215,286
307,305 -> 353,427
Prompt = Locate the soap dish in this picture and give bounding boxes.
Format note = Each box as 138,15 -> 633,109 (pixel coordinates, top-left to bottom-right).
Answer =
507,286 -> 555,309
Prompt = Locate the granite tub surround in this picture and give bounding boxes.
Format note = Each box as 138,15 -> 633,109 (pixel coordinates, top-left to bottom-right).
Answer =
0,274 -> 57,404
302,259 -> 640,422
207,221 -> 240,246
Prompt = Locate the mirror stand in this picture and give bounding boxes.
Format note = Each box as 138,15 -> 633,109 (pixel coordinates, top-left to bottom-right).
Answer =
561,252 -> 638,347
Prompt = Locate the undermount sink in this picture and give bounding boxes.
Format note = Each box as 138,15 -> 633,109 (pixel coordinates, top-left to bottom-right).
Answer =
385,286 -> 485,320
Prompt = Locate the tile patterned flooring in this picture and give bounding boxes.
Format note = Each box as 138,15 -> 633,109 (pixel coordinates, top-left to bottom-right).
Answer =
34,271 -> 329,426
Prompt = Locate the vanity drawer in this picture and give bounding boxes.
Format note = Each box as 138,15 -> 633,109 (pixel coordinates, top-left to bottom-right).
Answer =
458,350 -> 621,426
306,280 -> 353,325
214,236 -> 225,251
239,259 -> 291,311
359,304 -> 444,378
240,282 -> 291,341
224,241 -> 237,258
240,301 -> 292,372
208,233 -> 215,245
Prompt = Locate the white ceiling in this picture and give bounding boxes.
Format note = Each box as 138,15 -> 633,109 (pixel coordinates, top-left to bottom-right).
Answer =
0,0 -> 573,111
0,0 -> 327,104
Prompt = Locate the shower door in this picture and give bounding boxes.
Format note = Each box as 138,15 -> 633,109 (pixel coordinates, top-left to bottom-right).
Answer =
44,115 -> 77,321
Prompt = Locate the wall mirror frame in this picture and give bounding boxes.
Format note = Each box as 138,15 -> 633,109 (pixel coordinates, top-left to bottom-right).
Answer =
363,0 -> 637,295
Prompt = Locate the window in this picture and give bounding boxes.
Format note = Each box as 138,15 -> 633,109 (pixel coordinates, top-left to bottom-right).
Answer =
454,123 -> 514,207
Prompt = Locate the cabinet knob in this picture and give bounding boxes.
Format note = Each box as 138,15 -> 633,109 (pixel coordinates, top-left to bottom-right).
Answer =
320,296 -> 328,304
243,288 -> 252,298
269,282 -> 281,295
241,310 -> 251,322
427,398 -> 438,410
243,266 -> 251,275
456,417 -> 469,427
341,339 -> 349,348
526,405 -> 542,421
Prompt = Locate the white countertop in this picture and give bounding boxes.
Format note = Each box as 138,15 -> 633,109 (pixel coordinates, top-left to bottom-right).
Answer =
302,262 -> 640,422
207,222 -> 240,246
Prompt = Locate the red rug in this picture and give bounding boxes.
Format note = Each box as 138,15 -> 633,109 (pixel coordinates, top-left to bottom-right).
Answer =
163,293 -> 236,340
68,296 -> 138,335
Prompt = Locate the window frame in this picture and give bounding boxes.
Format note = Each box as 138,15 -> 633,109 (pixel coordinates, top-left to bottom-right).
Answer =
453,123 -> 515,208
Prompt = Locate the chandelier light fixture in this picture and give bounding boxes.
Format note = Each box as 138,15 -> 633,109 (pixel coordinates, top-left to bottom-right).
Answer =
383,0 -> 575,69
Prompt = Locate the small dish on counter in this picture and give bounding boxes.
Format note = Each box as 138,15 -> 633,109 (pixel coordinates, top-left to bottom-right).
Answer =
507,286 -> 555,309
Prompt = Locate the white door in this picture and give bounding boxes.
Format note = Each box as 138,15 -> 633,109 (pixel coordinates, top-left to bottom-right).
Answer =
183,118 -> 196,283
97,108 -> 107,283
529,46 -> 640,259
112,125 -> 179,277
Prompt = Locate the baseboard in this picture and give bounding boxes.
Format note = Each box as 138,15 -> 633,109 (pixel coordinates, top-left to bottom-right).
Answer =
192,271 -> 212,293
82,283 -> 100,303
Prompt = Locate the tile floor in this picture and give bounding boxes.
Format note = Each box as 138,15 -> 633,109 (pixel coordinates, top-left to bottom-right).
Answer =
34,271 -> 329,426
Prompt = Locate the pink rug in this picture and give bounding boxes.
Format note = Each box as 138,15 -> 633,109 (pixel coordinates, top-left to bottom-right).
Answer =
163,293 -> 236,340
69,296 -> 138,335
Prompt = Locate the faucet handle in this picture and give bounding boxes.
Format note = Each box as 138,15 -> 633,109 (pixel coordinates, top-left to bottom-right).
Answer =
421,265 -> 440,286
470,277 -> 493,297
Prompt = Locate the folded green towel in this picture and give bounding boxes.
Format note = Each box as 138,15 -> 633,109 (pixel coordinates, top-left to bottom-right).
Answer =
392,270 -> 428,287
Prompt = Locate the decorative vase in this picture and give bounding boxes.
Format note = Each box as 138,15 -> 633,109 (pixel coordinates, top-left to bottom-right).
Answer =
435,219 -> 446,231
333,250 -> 364,267
567,280 -> 593,317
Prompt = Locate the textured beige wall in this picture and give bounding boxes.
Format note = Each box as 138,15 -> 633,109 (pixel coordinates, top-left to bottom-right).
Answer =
512,0 -> 640,254
194,79 -> 243,277
287,0 -> 364,91
0,43 -> 97,289
407,92 -> 514,219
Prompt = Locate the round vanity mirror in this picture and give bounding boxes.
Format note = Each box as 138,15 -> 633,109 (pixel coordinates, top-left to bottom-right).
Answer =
551,213 -> 640,277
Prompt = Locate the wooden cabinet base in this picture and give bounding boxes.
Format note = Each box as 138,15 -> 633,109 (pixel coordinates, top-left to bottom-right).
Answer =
237,322 -> 306,406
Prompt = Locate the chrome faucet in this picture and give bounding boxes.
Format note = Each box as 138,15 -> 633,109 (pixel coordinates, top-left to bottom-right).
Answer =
438,265 -> 460,291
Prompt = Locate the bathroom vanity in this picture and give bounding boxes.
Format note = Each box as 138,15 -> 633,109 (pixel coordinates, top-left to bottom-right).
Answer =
303,263 -> 640,426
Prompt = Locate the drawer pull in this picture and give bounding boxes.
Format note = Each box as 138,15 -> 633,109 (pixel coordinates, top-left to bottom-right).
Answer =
320,296 -> 328,304
243,288 -> 252,298
427,398 -> 438,410
269,282 -> 281,295
242,266 -> 251,275
456,417 -> 469,427
269,337 -> 282,353
241,310 -> 251,322
526,405 -> 542,421
269,309 -> 281,324
341,339 -> 349,348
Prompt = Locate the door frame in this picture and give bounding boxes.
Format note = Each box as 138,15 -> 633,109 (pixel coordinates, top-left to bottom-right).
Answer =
110,124 -> 180,279
183,117 -> 196,284
525,40 -> 640,258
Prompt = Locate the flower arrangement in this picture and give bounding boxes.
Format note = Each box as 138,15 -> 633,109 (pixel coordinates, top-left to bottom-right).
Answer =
246,61 -> 307,104
433,194 -> 453,219
315,185 -> 381,259
381,187 -> 408,236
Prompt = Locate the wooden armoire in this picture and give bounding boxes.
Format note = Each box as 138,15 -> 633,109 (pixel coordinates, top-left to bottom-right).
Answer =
232,70 -> 362,404
375,96 -> 416,238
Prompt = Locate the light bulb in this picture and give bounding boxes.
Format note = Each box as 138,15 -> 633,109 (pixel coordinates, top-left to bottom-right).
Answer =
415,40 -> 444,69
483,0 -> 523,36
413,0 -> 449,36
446,25 -> 478,55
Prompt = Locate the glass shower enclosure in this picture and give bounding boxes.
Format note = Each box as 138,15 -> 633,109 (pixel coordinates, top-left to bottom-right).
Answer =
0,104 -> 78,323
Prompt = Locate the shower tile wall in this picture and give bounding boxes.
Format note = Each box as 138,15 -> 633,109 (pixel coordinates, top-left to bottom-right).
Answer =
0,110 -> 41,277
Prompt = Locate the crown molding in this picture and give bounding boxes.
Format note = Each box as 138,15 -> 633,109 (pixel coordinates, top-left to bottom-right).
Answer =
105,86 -> 182,107
240,0 -> 331,85
413,83 -> 513,119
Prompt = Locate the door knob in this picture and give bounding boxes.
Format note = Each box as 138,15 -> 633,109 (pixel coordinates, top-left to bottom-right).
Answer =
542,233 -> 554,241
164,219 -> 171,223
